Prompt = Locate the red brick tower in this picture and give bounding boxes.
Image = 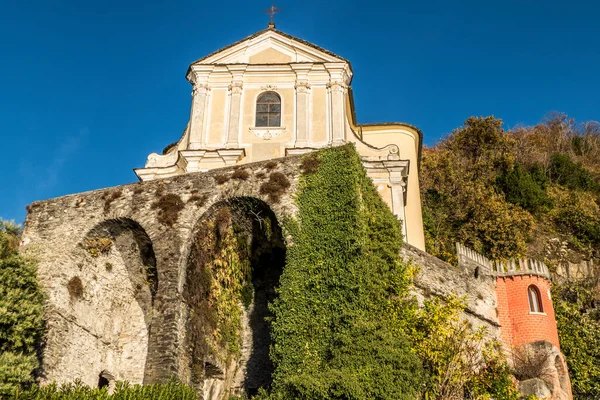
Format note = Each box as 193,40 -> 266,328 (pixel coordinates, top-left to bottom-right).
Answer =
456,244 -> 572,399
495,267 -> 559,350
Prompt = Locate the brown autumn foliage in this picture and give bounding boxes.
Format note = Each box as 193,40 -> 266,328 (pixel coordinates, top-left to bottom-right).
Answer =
421,114 -> 600,264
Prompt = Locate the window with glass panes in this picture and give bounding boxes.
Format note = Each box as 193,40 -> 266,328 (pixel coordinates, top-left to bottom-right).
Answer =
255,92 -> 281,127
528,285 -> 543,313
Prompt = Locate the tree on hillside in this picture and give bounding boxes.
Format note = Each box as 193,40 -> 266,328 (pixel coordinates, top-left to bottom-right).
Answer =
0,219 -> 45,396
421,116 -> 534,262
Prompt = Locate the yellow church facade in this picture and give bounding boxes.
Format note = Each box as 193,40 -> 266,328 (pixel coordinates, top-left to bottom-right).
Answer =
134,26 -> 425,250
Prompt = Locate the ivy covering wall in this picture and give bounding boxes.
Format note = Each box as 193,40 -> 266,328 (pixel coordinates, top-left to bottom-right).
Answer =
258,145 -> 517,400
262,145 -> 424,399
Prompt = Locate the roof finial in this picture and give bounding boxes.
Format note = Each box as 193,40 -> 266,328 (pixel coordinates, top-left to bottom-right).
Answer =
263,4 -> 281,29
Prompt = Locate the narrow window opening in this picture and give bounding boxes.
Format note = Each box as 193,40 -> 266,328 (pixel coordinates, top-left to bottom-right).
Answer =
528,285 -> 543,313
474,267 -> 480,279
255,92 -> 281,127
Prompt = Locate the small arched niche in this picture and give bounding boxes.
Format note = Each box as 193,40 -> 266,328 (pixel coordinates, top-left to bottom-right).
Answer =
98,370 -> 115,391
183,197 -> 286,397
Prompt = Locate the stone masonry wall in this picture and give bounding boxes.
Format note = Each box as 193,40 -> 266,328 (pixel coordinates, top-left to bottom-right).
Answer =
22,153 -> 518,394
22,156 -> 302,387
401,244 -> 501,338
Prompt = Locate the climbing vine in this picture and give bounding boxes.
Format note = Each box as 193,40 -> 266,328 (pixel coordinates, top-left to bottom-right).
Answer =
185,205 -> 253,380
262,145 -> 424,399
257,145 -> 519,400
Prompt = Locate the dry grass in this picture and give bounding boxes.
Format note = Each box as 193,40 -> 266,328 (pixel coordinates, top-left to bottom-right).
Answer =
102,189 -> 122,214
300,154 -> 320,174
151,193 -> 185,226
260,172 -> 291,203
67,276 -> 84,300
214,174 -> 230,185
232,168 -> 250,181
264,161 -> 278,170
189,193 -> 209,207
83,237 -> 113,257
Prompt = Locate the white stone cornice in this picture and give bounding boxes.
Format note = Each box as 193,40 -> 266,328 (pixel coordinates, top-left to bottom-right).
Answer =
225,64 -> 248,73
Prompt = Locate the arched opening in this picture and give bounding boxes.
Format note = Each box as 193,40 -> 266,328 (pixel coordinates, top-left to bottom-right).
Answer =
474,266 -> 480,279
68,218 -> 156,385
255,91 -> 281,127
555,355 -> 568,390
184,197 -> 285,397
528,285 -> 543,313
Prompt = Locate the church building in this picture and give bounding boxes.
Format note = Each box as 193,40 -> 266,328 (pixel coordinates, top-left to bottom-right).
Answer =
21,18 -> 571,400
134,22 -> 426,250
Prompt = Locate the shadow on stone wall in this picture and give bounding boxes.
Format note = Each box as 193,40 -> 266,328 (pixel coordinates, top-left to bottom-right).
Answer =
183,197 -> 285,399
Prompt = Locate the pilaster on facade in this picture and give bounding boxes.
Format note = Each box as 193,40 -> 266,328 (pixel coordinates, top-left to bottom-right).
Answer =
326,80 -> 348,146
325,63 -> 351,146
363,159 -> 410,238
188,83 -> 211,150
225,65 -> 247,148
187,66 -> 214,150
291,64 -> 313,148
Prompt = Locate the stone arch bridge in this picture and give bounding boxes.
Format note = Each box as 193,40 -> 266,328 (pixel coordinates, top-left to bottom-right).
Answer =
22,155 -> 302,396
22,153 -> 502,398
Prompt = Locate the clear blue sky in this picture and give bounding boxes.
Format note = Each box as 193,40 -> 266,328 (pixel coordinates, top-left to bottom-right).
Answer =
1,0 -> 598,224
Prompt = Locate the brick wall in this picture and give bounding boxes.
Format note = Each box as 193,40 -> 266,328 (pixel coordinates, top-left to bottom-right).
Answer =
496,275 -> 560,349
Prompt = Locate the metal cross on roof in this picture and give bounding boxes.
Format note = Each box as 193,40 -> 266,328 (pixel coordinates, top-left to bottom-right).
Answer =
263,4 -> 281,28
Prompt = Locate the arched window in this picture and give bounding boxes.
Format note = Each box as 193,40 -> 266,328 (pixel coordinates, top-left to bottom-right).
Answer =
528,285 -> 543,313
255,92 -> 281,127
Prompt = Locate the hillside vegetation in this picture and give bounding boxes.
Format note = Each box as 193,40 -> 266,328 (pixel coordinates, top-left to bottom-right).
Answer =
420,114 -> 600,397
422,114 -> 600,264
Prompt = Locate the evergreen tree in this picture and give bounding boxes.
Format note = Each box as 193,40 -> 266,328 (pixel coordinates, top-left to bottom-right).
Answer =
0,220 -> 44,396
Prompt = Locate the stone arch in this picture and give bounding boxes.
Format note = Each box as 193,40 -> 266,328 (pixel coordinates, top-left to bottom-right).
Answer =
182,197 -> 286,398
554,354 -> 569,391
85,218 -> 158,306
64,217 -> 157,385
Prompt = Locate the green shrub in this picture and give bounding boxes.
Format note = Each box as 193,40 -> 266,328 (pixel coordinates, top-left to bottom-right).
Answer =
548,187 -> 600,247
548,153 -> 600,192
0,220 -> 44,396
553,280 -> 600,398
406,295 -> 519,400
12,377 -> 196,399
496,163 -> 551,214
